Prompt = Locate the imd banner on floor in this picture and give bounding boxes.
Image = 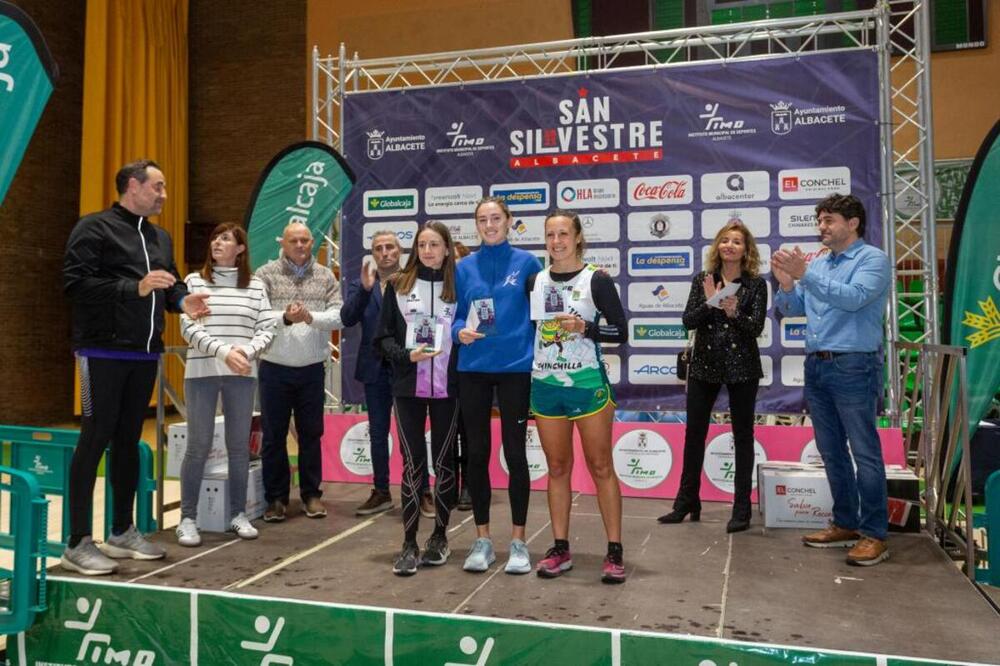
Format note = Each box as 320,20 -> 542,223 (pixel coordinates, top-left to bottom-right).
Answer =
340,51 -> 882,412
0,1 -> 59,208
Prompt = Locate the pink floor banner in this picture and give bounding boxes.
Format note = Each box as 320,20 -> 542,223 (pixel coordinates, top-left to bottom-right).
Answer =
321,415 -> 905,502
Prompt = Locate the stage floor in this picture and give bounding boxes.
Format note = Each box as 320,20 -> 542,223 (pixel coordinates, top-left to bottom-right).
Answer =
61,483 -> 1000,665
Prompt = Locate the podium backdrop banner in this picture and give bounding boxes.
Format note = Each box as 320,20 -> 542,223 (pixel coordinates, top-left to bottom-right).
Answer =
321,414 -> 905,503
340,51 -> 881,411
0,1 -> 58,208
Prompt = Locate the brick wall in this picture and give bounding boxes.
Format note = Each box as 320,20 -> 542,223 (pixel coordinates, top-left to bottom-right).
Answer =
0,0 -> 84,424
188,0 -> 307,270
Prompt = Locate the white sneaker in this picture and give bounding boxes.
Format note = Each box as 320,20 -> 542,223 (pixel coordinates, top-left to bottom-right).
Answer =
230,513 -> 259,540
176,518 -> 201,547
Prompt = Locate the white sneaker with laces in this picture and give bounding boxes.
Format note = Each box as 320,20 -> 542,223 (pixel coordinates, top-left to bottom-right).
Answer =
230,513 -> 259,540
176,518 -> 201,547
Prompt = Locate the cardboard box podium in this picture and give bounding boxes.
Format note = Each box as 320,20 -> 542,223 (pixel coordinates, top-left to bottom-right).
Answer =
758,462 -> 920,532
167,414 -> 262,478
195,460 -> 266,532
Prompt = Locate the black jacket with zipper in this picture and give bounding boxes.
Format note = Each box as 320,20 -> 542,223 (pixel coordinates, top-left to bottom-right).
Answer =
64,202 -> 189,353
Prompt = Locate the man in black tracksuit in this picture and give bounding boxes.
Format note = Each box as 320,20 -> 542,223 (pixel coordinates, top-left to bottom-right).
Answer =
61,159 -> 210,575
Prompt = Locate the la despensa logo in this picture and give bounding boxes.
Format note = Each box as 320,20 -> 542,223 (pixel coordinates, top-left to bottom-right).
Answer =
963,295 -> 1000,349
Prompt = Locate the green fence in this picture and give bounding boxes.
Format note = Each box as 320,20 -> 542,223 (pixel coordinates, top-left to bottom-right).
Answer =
0,466 -> 48,635
7,578 -> 975,665
0,425 -> 157,557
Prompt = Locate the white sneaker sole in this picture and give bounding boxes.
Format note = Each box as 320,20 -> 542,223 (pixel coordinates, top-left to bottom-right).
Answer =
60,555 -> 117,576
99,542 -> 166,560
847,550 -> 890,567
176,535 -> 202,547
463,554 -> 496,572
803,539 -> 859,549
505,560 -> 532,575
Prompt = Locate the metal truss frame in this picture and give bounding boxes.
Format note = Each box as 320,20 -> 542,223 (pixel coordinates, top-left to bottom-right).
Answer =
312,4 -> 938,418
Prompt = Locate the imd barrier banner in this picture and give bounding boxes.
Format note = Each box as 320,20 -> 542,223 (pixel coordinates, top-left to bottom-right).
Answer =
0,1 -> 58,208
12,578 -> 964,665
340,50 -> 881,411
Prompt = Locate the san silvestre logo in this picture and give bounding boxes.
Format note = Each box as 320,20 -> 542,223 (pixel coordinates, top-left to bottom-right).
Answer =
508,86 -> 664,168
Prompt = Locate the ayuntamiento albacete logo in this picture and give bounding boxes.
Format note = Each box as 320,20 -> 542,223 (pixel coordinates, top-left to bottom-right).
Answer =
963,295 -> 1000,348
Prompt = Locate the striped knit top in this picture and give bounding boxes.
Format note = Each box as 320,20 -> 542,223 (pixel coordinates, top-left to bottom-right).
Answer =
180,268 -> 275,379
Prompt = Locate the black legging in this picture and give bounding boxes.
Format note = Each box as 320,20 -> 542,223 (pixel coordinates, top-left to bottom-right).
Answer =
69,356 -> 158,539
393,396 -> 459,542
675,377 -> 760,512
458,372 -> 531,527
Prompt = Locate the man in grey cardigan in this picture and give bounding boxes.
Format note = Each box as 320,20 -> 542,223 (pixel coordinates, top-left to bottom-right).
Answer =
256,223 -> 343,521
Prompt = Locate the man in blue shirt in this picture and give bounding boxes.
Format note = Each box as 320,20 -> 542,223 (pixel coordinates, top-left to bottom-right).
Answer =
773,194 -> 892,566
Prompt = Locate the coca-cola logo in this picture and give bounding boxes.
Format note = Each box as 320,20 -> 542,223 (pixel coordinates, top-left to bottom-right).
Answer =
632,181 -> 687,201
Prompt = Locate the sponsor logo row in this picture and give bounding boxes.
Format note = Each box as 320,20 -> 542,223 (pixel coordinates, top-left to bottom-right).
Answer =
601,354 -> 809,387
361,209 -> 825,250
361,167 -> 852,217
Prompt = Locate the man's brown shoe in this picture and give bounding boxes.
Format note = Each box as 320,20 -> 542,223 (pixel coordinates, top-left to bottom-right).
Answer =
419,490 -> 435,519
846,537 -> 889,566
802,525 -> 859,548
304,496 -> 327,519
263,500 -> 286,523
356,489 -> 393,517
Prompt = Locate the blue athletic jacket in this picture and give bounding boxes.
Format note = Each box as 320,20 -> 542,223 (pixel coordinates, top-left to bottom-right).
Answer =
451,241 -> 541,373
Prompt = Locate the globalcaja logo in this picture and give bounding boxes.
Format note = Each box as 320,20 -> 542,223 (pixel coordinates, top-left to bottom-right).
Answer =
770,100 -> 848,136
688,102 -> 758,141
489,182 -> 549,211
629,317 -> 687,348
363,188 -> 419,218
364,128 -> 426,161
509,86 -> 664,169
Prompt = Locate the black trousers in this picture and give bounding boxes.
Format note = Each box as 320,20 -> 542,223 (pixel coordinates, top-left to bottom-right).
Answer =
393,396 -> 459,542
458,372 -> 531,527
676,376 -> 760,514
69,356 -> 158,538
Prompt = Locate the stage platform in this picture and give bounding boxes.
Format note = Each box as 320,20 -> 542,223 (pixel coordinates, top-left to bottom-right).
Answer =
24,483 -> 1000,665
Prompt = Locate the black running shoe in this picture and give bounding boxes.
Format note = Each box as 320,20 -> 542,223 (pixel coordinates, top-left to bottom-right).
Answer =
421,534 -> 451,566
393,541 -> 419,576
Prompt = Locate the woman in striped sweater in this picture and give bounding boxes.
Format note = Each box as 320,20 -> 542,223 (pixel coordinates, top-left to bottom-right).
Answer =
176,223 -> 274,546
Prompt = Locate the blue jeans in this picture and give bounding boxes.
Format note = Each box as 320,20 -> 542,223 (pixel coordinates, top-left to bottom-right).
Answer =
364,373 -> 393,492
804,352 -> 888,540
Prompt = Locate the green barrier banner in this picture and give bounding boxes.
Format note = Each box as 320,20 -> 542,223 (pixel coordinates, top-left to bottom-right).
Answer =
0,1 -> 58,209
11,578 -> 976,666
943,120 -> 1000,436
244,141 -> 355,270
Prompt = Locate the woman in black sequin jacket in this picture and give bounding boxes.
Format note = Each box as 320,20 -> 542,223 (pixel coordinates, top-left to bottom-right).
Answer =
658,221 -> 768,533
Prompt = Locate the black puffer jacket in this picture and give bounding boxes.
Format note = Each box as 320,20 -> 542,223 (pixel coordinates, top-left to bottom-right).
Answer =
682,270 -> 768,384
64,203 -> 188,353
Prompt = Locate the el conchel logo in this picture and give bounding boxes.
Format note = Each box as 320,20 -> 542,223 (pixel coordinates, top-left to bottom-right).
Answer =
509,86 -> 663,168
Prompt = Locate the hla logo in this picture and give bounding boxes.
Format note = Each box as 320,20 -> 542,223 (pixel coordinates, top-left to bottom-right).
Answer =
66,597 -> 156,665
0,43 -> 13,92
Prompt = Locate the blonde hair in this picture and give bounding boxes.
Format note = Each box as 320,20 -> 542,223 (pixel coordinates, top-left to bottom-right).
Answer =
705,221 -> 760,277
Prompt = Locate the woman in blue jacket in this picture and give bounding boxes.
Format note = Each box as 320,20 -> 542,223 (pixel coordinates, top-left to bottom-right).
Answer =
452,197 -> 542,575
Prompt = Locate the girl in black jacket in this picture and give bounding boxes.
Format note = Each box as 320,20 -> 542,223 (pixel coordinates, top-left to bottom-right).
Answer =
659,221 -> 768,533
374,221 -> 460,575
